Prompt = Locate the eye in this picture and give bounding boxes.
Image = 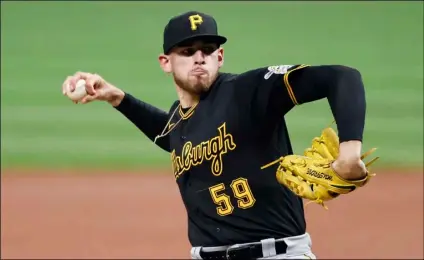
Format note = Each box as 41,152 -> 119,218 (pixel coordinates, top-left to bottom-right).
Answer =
181,48 -> 196,56
201,45 -> 217,55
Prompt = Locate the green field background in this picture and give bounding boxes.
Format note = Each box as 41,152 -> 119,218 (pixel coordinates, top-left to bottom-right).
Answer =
1,1 -> 423,171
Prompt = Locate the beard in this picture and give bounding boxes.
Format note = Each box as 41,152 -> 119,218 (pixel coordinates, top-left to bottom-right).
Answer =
173,72 -> 213,95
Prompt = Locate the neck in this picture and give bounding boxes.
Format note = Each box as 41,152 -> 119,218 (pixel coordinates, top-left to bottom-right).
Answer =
176,85 -> 200,108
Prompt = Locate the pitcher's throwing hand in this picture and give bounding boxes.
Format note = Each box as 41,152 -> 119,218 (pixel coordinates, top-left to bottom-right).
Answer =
62,72 -> 124,106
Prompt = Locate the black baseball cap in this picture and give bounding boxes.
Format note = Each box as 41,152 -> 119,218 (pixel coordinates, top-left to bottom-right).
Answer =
163,11 -> 227,54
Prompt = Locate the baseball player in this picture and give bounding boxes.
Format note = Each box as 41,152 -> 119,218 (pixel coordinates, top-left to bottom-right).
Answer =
62,11 -> 379,260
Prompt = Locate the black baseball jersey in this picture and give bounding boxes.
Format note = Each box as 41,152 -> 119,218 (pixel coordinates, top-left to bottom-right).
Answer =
166,65 -> 310,247
116,64 -> 367,247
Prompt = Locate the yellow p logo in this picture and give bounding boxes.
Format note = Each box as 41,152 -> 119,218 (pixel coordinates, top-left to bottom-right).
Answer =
188,14 -> 203,31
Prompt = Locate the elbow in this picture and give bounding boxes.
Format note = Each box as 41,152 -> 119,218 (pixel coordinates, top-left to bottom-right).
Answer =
330,65 -> 362,82
330,65 -> 364,85
322,65 -> 365,95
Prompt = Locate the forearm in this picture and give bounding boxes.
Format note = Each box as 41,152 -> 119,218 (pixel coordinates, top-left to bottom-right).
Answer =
114,92 -> 171,152
325,66 -> 366,143
325,68 -> 368,178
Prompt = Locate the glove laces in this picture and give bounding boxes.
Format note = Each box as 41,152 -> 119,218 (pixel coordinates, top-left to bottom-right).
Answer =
260,157 -> 284,170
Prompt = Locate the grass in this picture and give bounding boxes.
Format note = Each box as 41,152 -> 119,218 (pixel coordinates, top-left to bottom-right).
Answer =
1,1 -> 423,170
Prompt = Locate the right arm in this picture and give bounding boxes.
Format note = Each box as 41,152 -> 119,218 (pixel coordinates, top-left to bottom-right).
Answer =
62,71 -> 173,153
113,92 -> 174,153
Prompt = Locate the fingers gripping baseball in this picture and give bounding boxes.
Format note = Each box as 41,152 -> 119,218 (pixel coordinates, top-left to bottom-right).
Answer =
80,92 -> 100,104
69,72 -> 98,95
63,72 -> 89,100
62,71 -> 118,104
83,73 -> 102,95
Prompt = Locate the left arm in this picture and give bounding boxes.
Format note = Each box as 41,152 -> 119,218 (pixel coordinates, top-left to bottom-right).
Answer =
270,65 -> 368,179
238,64 -> 367,170
280,65 -> 366,143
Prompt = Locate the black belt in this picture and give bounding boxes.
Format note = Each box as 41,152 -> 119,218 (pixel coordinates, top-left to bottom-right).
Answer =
199,240 -> 288,260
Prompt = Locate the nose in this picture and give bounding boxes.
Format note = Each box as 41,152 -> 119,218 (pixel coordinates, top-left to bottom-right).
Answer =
193,50 -> 205,65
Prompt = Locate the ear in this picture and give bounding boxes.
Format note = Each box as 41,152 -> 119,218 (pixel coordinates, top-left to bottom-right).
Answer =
217,47 -> 224,68
158,54 -> 172,73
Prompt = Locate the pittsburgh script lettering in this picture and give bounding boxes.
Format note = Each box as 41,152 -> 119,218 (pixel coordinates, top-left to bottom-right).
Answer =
171,123 -> 236,178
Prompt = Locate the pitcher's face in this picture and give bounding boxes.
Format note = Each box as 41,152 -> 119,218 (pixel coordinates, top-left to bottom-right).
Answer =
159,40 -> 224,94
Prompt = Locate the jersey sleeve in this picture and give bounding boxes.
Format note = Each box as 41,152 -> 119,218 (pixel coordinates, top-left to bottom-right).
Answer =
115,93 -> 177,153
266,64 -> 311,106
234,64 -> 310,123
236,64 -> 367,142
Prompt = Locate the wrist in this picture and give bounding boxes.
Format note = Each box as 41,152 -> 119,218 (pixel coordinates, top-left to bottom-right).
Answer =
108,88 -> 125,107
338,140 -> 362,161
334,140 -> 366,180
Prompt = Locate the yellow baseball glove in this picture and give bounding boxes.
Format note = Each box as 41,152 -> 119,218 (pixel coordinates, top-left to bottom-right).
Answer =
262,125 -> 380,209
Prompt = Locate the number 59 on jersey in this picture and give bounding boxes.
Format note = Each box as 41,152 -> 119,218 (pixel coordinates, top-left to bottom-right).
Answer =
209,177 -> 256,216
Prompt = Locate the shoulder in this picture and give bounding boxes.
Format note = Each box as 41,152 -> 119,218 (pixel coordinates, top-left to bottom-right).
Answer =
216,65 -> 304,93
262,65 -> 302,80
224,65 -> 303,85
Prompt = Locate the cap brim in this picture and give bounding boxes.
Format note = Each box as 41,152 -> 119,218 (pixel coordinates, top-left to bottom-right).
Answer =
165,34 -> 227,54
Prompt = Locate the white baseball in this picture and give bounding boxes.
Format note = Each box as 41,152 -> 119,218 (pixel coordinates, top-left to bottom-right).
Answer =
66,79 -> 88,102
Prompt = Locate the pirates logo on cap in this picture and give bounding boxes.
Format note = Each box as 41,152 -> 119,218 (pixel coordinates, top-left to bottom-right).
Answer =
188,14 -> 203,31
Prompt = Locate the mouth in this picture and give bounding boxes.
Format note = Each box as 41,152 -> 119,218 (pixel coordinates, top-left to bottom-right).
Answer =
191,68 -> 207,76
